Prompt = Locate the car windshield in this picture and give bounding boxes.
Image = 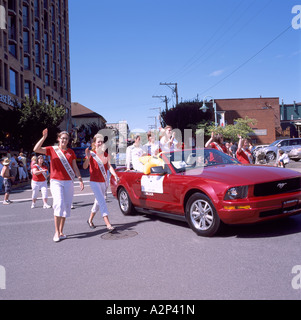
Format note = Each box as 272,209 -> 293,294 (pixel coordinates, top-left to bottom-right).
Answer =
269,140 -> 281,146
163,149 -> 240,173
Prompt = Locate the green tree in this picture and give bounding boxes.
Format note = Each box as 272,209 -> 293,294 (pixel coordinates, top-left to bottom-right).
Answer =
160,101 -> 212,133
198,116 -> 257,142
18,97 -> 66,151
0,97 -> 66,152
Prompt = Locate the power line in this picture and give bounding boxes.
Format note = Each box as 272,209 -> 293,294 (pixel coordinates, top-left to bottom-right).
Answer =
164,0 -> 274,83
199,24 -> 292,96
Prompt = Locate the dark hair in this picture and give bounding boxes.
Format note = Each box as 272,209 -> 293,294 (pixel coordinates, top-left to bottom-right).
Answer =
213,133 -> 223,145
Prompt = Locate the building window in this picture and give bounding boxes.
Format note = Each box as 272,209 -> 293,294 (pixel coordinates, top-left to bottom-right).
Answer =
9,43 -> 17,57
8,15 -> 16,40
35,43 -> 40,63
52,62 -> 56,79
36,65 -> 41,77
23,31 -> 29,53
45,74 -> 50,85
24,56 -> 30,70
23,5 -> 29,27
8,0 -> 16,11
44,32 -> 49,51
36,87 -> 42,101
34,0 -> 39,18
51,5 -> 55,21
9,68 -> 17,95
45,53 -> 49,72
35,20 -> 40,40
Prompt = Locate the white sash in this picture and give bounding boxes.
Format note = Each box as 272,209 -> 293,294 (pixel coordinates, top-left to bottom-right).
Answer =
33,164 -> 47,180
90,151 -> 107,183
242,148 -> 253,163
212,142 -> 224,152
53,146 -> 75,180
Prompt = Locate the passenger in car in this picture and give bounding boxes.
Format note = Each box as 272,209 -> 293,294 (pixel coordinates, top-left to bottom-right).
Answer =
143,131 -> 160,156
126,134 -> 145,172
160,126 -> 181,153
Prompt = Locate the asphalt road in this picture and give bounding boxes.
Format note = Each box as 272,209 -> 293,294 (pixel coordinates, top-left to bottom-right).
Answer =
1,174 -> 301,300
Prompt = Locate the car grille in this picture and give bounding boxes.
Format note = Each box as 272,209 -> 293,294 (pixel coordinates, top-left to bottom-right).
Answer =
259,203 -> 301,218
254,177 -> 301,197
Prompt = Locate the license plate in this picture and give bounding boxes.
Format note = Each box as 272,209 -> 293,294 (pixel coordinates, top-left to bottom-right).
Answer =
282,199 -> 298,209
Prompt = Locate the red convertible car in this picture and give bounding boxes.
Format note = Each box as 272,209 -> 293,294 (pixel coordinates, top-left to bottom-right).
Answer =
110,149 -> 301,237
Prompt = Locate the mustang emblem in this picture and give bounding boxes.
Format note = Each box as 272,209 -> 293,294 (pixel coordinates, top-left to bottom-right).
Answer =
277,183 -> 287,189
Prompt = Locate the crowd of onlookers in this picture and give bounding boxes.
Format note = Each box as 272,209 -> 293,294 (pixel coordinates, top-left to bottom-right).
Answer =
0,149 -> 50,192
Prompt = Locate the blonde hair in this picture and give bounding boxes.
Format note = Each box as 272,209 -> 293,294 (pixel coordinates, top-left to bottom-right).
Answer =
92,133 -> 104,152
31,155 -> 37,163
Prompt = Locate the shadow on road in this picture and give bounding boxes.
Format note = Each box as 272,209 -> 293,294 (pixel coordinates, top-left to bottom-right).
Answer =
67,219 -> 151,240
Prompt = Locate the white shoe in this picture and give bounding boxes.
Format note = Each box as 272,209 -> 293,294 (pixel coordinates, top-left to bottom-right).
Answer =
53,234 -> 60,242
31,203 -> 36,209
3,200 -> 10,205
43,204 -> 51,209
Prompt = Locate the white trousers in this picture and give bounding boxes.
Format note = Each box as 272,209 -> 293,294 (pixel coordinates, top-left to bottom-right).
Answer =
18,167 -> 26,180
90,181 -> 109,217
31,180 -> 48,199
50,179 -> 74,218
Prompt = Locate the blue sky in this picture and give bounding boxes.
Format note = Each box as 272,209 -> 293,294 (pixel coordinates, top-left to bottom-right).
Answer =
69,0 -> 301,132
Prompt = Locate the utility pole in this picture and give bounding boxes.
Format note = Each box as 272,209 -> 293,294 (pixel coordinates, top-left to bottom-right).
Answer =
148,116 -> 157,131
159,82 -> 178,106
152,95 -> 169,110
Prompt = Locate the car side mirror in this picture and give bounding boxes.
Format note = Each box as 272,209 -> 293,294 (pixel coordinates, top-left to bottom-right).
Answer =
150,166 -> 166,175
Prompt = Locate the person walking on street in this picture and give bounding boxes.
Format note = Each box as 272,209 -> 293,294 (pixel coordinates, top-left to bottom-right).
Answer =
83,133 -> 119,231
33,129 -> 84,242
31,155 -> 51,209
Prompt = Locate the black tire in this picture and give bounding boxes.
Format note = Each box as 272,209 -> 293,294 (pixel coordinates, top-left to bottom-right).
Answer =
117,187 -> 135,215
266,152 -> 276,162
185,192 -> 221,237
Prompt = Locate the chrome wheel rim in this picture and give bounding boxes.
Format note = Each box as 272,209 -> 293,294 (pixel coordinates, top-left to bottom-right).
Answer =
119,190 -> 129,212
190,199 -> 214,231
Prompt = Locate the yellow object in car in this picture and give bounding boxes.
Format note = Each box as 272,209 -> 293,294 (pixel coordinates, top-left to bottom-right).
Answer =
139,156 -> 165,175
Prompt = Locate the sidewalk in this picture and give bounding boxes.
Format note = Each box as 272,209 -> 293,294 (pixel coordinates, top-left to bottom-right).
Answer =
0,168 -> 89,195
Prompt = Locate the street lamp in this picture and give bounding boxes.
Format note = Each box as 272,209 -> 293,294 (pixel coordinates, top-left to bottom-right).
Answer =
199,96 -> 217,127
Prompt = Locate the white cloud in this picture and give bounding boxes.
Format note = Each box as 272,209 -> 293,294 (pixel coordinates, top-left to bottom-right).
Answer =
209,69 -> 225,77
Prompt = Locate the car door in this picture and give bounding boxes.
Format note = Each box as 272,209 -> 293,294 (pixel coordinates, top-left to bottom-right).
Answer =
138,166 -> 186,214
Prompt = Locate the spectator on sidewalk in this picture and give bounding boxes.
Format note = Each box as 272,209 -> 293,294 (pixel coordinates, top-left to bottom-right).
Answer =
31,155 -> 51,209
1,158 -> 13,205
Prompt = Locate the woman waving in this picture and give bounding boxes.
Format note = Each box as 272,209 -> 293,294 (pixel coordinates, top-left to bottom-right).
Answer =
33,129 -> 84,242
83,133 -> 119,231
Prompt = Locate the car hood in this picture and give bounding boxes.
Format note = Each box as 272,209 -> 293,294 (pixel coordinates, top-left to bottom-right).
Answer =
182,164 -> 301,185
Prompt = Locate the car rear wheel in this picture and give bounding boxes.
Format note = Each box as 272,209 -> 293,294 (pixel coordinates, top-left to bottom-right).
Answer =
186,193 -> 221,237
118,187 -> 135,215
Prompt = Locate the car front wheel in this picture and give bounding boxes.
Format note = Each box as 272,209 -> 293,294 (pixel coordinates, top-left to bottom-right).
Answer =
186,193 -> 221,237
266,152 -> 276,162
118,187 -> 135,215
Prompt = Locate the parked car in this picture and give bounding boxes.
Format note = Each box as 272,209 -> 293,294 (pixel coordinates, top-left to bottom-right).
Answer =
288,147 -> 301,161
110,149 -> 301,237
262,138 -> 301,161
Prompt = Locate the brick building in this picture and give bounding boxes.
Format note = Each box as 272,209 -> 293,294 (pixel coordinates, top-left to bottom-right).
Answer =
280,101 -> 301,138
0,0 -> 71,128
213,97 -> 281,144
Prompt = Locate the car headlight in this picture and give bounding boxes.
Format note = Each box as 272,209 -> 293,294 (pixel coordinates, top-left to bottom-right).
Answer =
224,186 -> 248,200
